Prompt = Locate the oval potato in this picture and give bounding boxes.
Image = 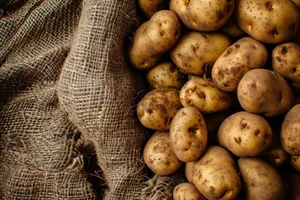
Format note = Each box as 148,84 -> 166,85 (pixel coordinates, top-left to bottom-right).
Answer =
138,0 -> 169,19
173,183 -> 207,200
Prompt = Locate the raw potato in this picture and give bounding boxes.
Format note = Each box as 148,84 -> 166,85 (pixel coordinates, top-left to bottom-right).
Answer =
281,104 -> 300,155
146,61 -> 186,90
173,183 -> 207,200
272,42 -> 300,89
170,32 -> 231,76
170,106 -> 208,162
292,0 -> 300,8
236,0 -> 300,44
220,16 -> 245,38
169,0 -> 235,31
238,157 -> 284,200
180,77 -> 231,114
290,155 -> 300,172
138,0 -> 169,19
212,37 -> 268,92
136,88 -> 182,131
143,132 -> 182,175
129,10 -> 181,70
237,69 -> 294,117
185,146 -> 241,200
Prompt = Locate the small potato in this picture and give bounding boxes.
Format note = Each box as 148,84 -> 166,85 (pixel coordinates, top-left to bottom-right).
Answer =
180,77 -> 231,114
212,37 -> 268,92
173,183 -> 207,200
238,157 -> 284,200
236,0 -> 300,44
170,32 -> 231,76
129,10 -> 181,70
170,106 -> 208,162
220,16 -> 245,38
290,155 -> 300,172
185,146 -> 241,200
237,69 -> 294,117
146,61 -> 186,90
138,0 -> 169,19
143,131 -> 182,175
170,0 -> 235,31
281,104 -> 300,155
272,43 -> 300,89
136,88 -> 182,131
218,111 -> 272,157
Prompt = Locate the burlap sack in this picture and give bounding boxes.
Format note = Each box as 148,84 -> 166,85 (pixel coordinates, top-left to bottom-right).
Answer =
0,0 -> 182,199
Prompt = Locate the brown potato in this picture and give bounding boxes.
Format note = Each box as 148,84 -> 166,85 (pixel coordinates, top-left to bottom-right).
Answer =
180,77 -> 231,114
186,146 -> 241,200
290,155 -> 300,172
146,61 -> 186,90
281,104 -> 300,155
292,0 -> 300,8
238,157 -> 284,200
143,131 -> 182,175
212,37 -> 268,92
237,69 -> 294,117
170,0 -> 235,31
138,0 -> 169,19
173,183 -> 207,200
220,16 -> 245,38
170,32 -> 231,76
236,0 -> 300,44
136,88 -> 182,131
272,42 -> 300,89
129,10 -> 181,70
170,106 -> 207,162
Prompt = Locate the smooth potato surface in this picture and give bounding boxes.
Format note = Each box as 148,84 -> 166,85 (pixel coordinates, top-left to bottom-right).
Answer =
138,0 -> 169,19
173,183 -> 207,200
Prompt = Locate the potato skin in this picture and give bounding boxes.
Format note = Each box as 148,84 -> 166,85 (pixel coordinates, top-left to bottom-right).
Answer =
170,107 -> 208,162
137,88 -> 182,131
236,0 -> 300,44
212,37 -> 268,92
290,155 -> 300,172
272,43 -> 300,89
185,146 -> 241,200
143,131 -> 182,175
173,183 -> 207,200
218,111 -> 272,157
180,77 -> 231,114
238,157 -> 284,200
138,0 -> 169,19
281,104 -> 300,155
237,69 -> 294,117
220,16 -> 245,38
129,10 -> 181,70
170,0 -> 235,31
170,32 -> 231,76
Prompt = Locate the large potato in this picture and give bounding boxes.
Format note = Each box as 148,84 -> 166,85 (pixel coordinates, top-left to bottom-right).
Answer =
218,111 -> 272,157
136,88 -> 182,131
238,157 -> 284,200
170,0 -> 235,31
143,131 -> 182,175
170,32 -> 231,76
185,146 -> 241,200
236,0 -> 300,44
173,183 -> 207,200
212,37 -> 268,92
170,106 -> 207,162
138,0 -> 169,19
129,10 -> 181,70
281,104 -> 300,155
290,155 -> 300,172
272,42 -> 300,89
237,69 -> 294,117
180,77 -> 231,114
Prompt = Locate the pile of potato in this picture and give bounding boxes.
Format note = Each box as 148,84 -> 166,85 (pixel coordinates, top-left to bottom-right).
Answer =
130,0 -> 300,199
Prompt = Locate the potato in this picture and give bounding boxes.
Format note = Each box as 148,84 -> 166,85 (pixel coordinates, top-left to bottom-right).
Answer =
218,111 -> 272,157
180,77 -> 231,114
272,42 -> 300,89
290,155 -> 300,172
220,16 -> 245,38
169,0 -> 234,31
146,61 -> 186,90
281,104 -> 300,155
238,157 -> 284,200
185,146 -> 241,200
236,0 -> 300,44
129,10 -> 181,70
170,106 -> 207,162
170,32 -> 231,76
173,183 -> 207,200
237,69 -> 294,117
136,88 -> 182,131
212,37 -> 268,92
143,131 -> 182,175
138,0 -> 169,19
292,0 -> 300,8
